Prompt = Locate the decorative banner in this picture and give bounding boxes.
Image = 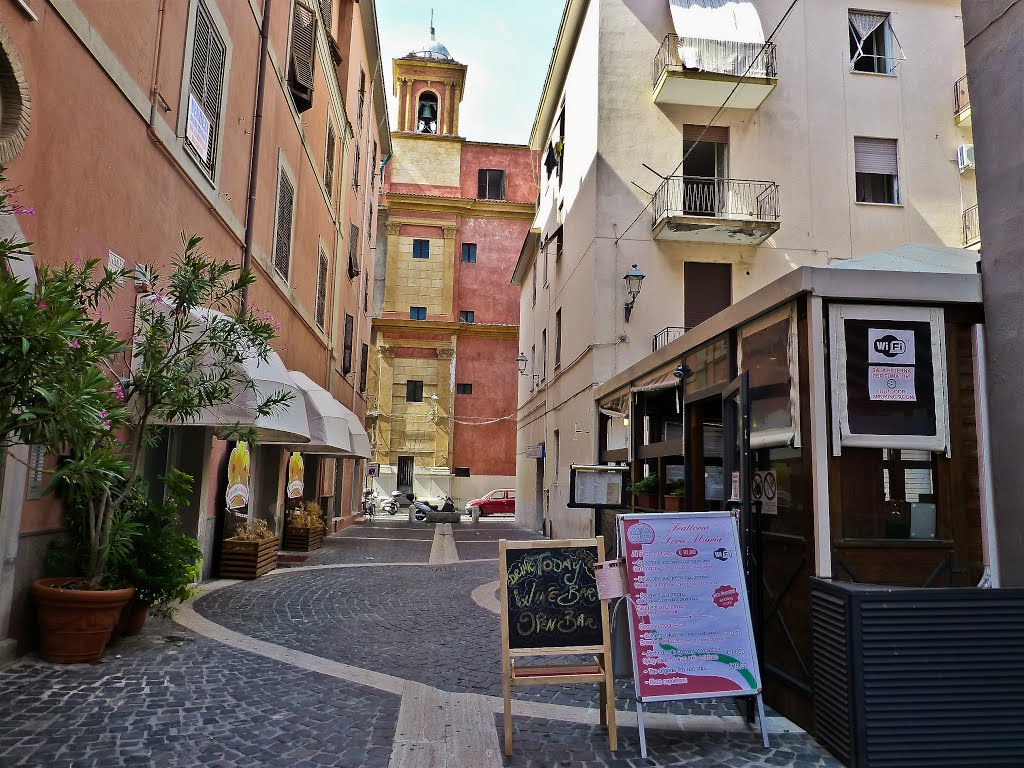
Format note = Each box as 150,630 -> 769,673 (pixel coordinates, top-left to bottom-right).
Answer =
868,328 -> 916,365
225,441 -> 251,510
287,452 -> 305,499
620,513 -> 761,702
868,365 -> 917,402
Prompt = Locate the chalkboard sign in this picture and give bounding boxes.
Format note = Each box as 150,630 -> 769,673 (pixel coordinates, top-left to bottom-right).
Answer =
501,544 -> 603,650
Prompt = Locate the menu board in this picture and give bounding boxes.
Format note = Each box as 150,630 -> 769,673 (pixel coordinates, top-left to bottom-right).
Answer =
619,512 -> 761,702
501,545 -> 603,650
568,465 -> 628,509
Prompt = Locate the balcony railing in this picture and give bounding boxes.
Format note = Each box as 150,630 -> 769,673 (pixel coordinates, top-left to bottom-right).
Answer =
653,34 -> 777,91
653,176 -> 780,225
653,327 -> 689,353
963,204 -> 980,247
954,75 -> 970,118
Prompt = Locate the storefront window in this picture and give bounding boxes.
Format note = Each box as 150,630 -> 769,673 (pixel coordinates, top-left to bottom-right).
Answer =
739,310 -> 797,447
842,448 -> 937,540
685,336 -> 730,394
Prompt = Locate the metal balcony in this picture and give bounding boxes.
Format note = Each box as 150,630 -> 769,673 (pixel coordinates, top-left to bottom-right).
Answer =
652,327 -> 688,353
652,176 -> 781,244
954,75 -> 971,128
653,34 -> 777,109
963,204 -> 980,248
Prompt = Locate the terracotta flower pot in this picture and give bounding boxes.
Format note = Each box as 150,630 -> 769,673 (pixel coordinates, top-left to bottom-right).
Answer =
33,578 -> 135,664
664,495 -> 686,512
114,597 -> 151,638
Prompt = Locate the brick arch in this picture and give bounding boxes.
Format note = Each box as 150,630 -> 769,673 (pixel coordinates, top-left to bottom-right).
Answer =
0,23 -> 30,165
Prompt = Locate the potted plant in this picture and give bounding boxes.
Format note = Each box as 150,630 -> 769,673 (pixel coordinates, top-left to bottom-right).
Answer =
664,481 -> 686,512
220,518 -> 279,579
283,500 -> 326,552
629,474 -> 659,510
0,215 -> 289,662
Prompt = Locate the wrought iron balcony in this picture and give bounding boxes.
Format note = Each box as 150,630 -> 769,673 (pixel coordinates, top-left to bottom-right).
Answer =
652,176 -> 781,244
954,75 -> 971,127
653,34 -> 777,109
652,327 -> 689,353
963,204 -> 980,248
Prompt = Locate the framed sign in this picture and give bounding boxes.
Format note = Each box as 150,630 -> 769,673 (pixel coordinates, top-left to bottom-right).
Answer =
567,464 -> 629,509
828,304 -> 950,454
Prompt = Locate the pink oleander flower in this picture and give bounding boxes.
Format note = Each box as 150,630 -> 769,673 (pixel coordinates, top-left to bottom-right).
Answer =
113,384 -> 125,399
11,204 -> 35,216
69,340 -> 81,349
101,420 -> 111,431
37,301 -> 47,308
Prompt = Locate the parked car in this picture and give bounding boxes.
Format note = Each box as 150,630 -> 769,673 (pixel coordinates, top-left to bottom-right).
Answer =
465,489 -> 516,516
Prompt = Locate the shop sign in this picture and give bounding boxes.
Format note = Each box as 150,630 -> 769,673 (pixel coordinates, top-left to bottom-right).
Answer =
868,365 -> 916,402
868,328 -> 915,364
287,452 -> 304,499
226,441 -> 251,510
525,443 -> 545,459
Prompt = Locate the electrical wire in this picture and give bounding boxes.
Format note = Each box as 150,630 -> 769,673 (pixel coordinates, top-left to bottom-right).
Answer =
614,0 -> 803,244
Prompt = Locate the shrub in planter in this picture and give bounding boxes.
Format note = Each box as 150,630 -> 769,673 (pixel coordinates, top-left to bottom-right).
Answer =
629,474 -> 659,509
221,518 -> 279,579
283,501 -> 326,552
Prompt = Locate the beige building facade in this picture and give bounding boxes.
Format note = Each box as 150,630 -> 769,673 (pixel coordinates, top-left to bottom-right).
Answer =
515,0 -> 976,538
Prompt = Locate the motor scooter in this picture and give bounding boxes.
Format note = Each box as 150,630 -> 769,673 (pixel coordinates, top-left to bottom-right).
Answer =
408,493 -> 432,522
381,490 -> 405,516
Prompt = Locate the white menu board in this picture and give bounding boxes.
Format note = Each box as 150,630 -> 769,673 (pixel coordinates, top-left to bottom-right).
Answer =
619,512 -> 761,702
569,465 -> 628,508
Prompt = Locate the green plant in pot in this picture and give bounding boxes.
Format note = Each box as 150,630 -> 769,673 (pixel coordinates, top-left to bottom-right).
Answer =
5,225 -> 289,662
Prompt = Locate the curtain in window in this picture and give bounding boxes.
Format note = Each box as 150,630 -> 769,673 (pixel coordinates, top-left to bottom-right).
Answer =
669,0 -> 768,76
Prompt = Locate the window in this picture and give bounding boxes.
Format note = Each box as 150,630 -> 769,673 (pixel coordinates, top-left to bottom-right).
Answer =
477,169 -> 506,200
541,329 -> 547,380
359,343 -> 368,393
363,273 -> 369,314
530,343 -> 536,385
684,262 -> 731,329
410,306 -> 426,320
357,68 -> 366,125
532,264 -> 537,306
324,120 -> 336,201
454,467 -> 471,478
459,310 -> 475,323
417,91 -> 438,134
353,146 -> 361,190
554,309 -> 562,368
371,141 -> 377,190
456,383 -> 473,395
413,239 -> 430,259
461,243 -> 477,263
406,380 -> 424,402
185,1 -> 226,175
554,225 -> 563,261
553,429 -> 560,484
347,224 -> 361,278
849,11 -> 900,74
288,1 -> 316,112
273,168 -> 295,281
342,313 -> 354,374
844,449 -> 937,539
315,248 -> 328,330
319,0 -> 332,34
855,137 -> 899,204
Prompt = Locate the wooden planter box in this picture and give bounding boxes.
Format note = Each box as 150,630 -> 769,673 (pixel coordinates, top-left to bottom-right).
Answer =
283,525 -> 325,552
220,535 -> 279,579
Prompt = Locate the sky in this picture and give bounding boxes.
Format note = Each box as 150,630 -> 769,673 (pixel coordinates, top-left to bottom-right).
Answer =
375,0 -> 565,145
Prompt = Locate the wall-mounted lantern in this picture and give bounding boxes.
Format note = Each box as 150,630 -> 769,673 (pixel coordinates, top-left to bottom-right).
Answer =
623,264 -> 646,322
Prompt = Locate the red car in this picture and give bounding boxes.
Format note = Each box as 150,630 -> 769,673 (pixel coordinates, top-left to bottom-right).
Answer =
465,489 -> 516,516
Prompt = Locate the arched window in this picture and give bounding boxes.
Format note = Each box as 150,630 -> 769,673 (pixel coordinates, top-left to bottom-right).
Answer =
417,91 -> 438,134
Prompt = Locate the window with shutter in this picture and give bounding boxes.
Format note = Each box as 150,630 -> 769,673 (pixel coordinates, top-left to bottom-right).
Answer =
315,249 -> 328,329
359,343 -> 369,393
555,309 -> 562,367
371,141 -> 378,189
477,169 -> 506,200
274,169 -> 295,281
855,137 -> 899,204
186,1 -> 226,175
288,2 -> 316,113
342,313 -> 354,374
358,69 -> 366,124
324,120 -> 336,201
319,0 -> 332,35
409,306 -> 426,320
684,262 -> 731,329
348,224 -> 361,278
353,147 -> 361,190
461,243 -> 477,263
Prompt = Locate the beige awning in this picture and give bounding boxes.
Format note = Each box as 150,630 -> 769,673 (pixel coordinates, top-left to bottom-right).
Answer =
632,366 -> 681,393
288,371 -> 354,455
136,298 -> 310,444
339,407 -> 372,459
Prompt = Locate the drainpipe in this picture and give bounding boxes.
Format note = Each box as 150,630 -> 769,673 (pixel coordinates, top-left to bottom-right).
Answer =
241,0 -> 273,315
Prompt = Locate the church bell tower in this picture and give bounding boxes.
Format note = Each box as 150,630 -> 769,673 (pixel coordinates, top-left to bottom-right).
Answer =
392,17 -> 467,136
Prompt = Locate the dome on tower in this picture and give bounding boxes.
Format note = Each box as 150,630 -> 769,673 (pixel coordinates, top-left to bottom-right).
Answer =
409,17 -> 452,61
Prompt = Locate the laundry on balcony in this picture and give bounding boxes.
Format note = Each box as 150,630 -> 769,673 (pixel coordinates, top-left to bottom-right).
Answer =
669,0 -> 769,77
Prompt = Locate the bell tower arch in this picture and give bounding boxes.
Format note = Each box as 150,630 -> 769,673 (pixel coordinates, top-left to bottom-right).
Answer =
393,20 -> 467,136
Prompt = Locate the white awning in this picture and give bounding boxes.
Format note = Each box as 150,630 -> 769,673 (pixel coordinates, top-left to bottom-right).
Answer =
287,371 -> 354,456
136,298 -> 310,444
339,407 -> 372,459
669,0 -> 767,74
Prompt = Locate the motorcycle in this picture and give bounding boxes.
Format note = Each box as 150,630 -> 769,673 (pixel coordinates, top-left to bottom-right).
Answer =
361,488 -> 377,519
382,490 -> 405,516
409,493 -> 432,522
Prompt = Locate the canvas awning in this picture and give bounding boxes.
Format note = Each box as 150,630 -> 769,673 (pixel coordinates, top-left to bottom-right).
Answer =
632,366 -> 681,393
287,371 -> 355,455
669,0 -> 767,74
339,407 -> 372,459
136,297 -> 310,444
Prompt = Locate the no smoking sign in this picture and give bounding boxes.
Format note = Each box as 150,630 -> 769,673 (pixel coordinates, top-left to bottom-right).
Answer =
752,470 -> 778,516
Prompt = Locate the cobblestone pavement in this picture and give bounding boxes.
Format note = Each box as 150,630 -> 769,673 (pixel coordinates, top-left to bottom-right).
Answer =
0,518 -> 842,767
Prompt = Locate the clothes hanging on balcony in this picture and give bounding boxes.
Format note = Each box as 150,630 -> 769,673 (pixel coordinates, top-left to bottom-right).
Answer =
669,0 -> 768,77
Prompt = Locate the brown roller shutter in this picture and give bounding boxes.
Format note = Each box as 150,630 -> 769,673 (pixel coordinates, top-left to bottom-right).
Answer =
854,137 -> 898,174
684,262 -> 732,329
684,124 -> 730,143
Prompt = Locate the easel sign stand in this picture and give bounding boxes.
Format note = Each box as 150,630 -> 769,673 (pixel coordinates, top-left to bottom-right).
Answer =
498,537 -> 617,756
618,512 -> 769,758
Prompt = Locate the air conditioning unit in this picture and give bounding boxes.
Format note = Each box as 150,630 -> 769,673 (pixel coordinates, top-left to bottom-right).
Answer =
957,144 -> 976,173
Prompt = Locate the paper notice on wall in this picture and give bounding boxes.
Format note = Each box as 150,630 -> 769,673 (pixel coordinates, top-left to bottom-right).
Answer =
868,328 -> 916,365
868,365 -> 917,402
186,94 -> 212,162
593,559 -> 628,600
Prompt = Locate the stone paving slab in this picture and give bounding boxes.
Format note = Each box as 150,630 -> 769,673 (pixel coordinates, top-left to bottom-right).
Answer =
306,535 -> 432,565
0,622 -> 399,768
499,716 -> 844,768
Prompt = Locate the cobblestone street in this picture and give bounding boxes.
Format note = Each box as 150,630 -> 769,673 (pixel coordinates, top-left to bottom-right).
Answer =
0,520 -> 842,767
